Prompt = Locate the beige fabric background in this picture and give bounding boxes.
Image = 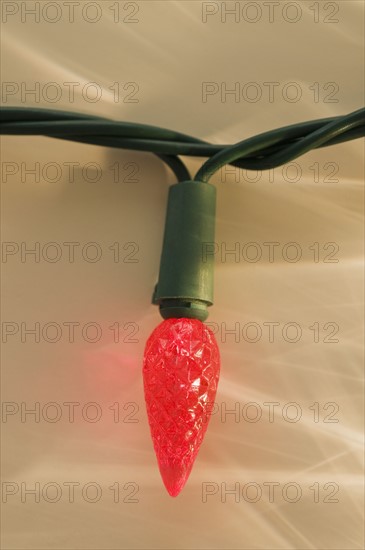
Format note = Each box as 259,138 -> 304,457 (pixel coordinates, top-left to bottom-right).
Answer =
1,1 -> 364,548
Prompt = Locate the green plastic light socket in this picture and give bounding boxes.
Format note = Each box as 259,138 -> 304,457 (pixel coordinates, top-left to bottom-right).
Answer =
152,180 -> 216,321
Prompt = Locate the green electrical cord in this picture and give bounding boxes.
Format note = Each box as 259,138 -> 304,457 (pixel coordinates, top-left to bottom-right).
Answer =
1,106 -> 364,183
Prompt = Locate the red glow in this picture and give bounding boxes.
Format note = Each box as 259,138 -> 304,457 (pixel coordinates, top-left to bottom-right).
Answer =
143,318 -> 220,497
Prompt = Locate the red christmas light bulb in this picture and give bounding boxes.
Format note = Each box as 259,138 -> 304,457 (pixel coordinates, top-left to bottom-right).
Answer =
143,317 -> 220,497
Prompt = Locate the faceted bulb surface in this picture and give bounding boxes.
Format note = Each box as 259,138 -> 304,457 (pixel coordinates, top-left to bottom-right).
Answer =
143,318 -> 220,496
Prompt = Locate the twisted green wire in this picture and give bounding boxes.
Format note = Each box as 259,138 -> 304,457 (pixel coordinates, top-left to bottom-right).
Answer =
1,106 -> 364,183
